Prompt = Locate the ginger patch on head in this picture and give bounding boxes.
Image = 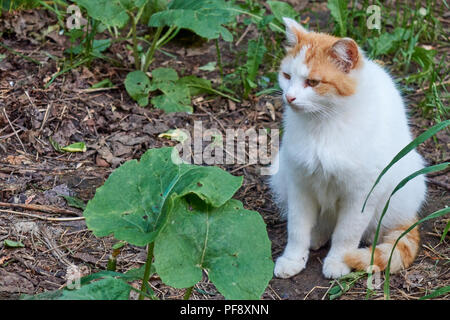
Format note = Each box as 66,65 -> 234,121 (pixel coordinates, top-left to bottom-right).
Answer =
286,30 -> 362,97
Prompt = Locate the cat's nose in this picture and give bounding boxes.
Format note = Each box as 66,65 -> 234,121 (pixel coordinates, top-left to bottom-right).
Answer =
286,95 -> 296,103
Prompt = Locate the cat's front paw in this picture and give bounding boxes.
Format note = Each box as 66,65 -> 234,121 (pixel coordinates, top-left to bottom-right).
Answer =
322,256 -> 351,279
274,255 -> 307,278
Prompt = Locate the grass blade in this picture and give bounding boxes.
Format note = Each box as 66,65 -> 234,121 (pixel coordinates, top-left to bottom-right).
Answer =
440,220 -> 450,243
420,286 -> 450,300
368,162 -> 449,287
362,119 -> 450,212
384,206 -> 450,299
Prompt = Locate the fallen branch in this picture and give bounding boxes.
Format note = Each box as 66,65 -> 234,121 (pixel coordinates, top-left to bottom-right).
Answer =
0,209 -> 85,222
0,201 -> 81,216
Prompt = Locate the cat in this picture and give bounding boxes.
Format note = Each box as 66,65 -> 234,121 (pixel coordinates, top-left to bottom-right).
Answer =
270,18 -> 426,279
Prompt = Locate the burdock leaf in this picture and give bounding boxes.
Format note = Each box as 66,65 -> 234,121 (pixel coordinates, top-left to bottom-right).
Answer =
83,147 -> 243,246
148,0 -> 238,41
58,277 -> 130,300
125,71 -> 151,107
149,68 -> 192,113
74,0 -> 129,28
267,1 -> 298,25
150,82 -> 192,113
154,197 -> 274,300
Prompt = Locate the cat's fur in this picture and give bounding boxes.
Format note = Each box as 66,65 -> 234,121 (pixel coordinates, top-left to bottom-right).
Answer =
270,18 -> 426,279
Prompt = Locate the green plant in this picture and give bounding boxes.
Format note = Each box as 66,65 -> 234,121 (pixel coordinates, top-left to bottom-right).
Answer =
330,121 -> 450,300
0,0 -> 39,12
71,0 -> 240,108
440,220 -> 450,243
36,0 -> 241,108
363,120 -> 450,300
222,0 -> 296,98
327,0 -> 348,37
24,147 -> 274,300
237,36 -> 267,99
327,271 -> 366,300
420,286 -> 450,300
325,0 -> 447,123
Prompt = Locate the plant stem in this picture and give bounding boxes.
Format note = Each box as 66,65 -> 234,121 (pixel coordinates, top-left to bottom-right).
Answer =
184,286 -> 194,300
142,26 -> 164,71
156,26 -> 178,49
215,39 -> 224,82
130,13 -> 141,70
44,56 -> 91,89
138,242 -> 155,300
187,84 -> 241,103
229,8 -> 284,33
0,42 -> 41,65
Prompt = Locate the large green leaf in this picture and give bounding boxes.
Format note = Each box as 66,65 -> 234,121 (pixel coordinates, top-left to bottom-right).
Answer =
125,70 -> 151,107
148,0 -> 238,41
150,82 -> 192,113
21,270 -> 147,300
74,0 -> 129,28
149,68 -> 193,113
178,76 -> 214,96
154,197 -> 274,300
58,277 -> 131,300
84,147 -> 243,246
267,1 -> 298,25
73,0 -> 148,27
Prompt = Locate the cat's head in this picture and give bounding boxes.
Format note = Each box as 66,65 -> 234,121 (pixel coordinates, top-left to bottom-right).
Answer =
279,18 -> 363,113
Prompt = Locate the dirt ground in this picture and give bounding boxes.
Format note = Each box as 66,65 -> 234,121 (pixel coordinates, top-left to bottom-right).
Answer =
0,9 -> 448,300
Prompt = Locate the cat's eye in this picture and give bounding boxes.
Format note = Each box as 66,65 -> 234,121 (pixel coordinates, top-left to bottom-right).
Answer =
305,79 -> 320,87
282,72 -> 291,80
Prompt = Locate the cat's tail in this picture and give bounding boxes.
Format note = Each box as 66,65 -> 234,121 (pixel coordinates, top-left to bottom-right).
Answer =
344,223 -> 420,273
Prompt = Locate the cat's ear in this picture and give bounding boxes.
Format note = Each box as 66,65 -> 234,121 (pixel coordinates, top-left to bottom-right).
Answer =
283,17 -> 308,46
330,38 -> 360,73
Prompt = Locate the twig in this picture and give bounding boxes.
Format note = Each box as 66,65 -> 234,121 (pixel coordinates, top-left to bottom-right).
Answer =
408,80 -> 450,96
1,108 -> 26,152
303,286 -> 329,300
0,201 -> 80,216
428,178 -> 450,191
24,91 -> 37,109
321,282 -> 334,300
236,24 -> 252,46
39,225 -> 73,267
0,209 -> 85,222
75,87 -> 119,93
268,285 -> 282,300
39,103 -> 52,132
230,163 -> 253,173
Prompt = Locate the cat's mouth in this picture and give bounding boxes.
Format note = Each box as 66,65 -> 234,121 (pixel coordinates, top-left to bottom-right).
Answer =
287,102 -> 306,112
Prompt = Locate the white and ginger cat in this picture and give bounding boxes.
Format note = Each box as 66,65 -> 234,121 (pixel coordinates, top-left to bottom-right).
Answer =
270,18 -> 426,279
